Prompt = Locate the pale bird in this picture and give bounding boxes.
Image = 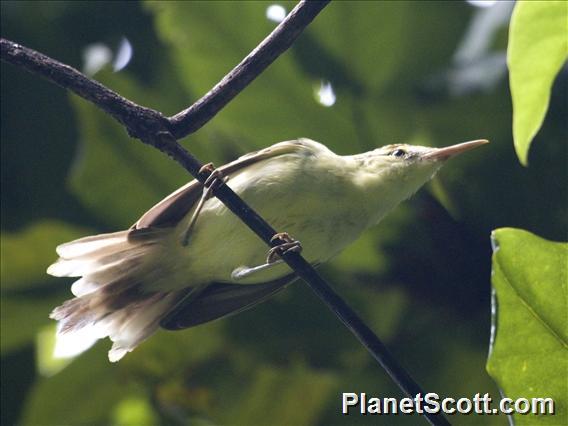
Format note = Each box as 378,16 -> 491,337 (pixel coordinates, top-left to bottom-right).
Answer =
47,138 -> 488,362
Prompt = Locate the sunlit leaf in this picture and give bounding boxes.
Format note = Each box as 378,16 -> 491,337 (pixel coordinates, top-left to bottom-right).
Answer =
0,220 -> 88,290
507,1 -> 568,165
112,396 -> 158,426
488,228 -> 567,425
36,324 -> 75,377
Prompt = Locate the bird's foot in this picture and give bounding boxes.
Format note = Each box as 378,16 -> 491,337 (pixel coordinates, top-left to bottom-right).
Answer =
199,163 -> 226,198
181,164 -> 227,246
266,232 -> 302,263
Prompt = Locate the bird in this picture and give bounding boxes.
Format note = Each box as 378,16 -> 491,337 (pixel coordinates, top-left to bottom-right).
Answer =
47,138 -> 488,362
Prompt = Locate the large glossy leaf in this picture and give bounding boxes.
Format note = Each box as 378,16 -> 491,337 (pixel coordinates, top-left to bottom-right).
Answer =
0,220 -> 88,291
488,228 -> 567,425
508,1 -> 568,166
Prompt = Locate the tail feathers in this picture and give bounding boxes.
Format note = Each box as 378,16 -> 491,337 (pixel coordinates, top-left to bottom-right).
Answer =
70,278 -> 99,297
48,228 -> 180,362
47,230 -> 156,279
56,230 -> 132,258
50,291 -> 180,362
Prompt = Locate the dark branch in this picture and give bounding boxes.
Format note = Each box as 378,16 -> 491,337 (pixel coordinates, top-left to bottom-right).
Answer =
0,39 -> 169,139
1,3 -> 449,424
169,0 -> 330,138
1,1 -> 330,140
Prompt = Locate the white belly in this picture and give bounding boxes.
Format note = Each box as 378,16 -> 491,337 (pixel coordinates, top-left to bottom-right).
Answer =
167,153 -> 369,287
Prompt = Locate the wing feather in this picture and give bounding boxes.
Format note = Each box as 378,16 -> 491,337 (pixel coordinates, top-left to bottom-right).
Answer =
160,274 -> 297,330
134,140 -> 312,229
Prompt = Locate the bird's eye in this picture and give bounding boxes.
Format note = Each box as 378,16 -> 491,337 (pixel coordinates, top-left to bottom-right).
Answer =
390,149 -> 406,158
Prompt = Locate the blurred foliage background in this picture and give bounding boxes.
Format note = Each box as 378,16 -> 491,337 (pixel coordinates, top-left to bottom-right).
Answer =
1,1 -> 566,425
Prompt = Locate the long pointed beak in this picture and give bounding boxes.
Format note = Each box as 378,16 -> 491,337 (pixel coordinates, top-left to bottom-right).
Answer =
423,139 -> 489,161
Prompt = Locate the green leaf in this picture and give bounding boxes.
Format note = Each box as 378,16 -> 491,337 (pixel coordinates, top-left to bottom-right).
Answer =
333,231 -> 387,274
226,362 -> 337,426
112,395 -> 158,426
307,2 -> 469,96
0,220 -> 88,291
309,1 -> 412,93
508,1 -> 568,166
0,296 -> 61,354
121,321 -> 226,379
68,69 -> 222,228
488,228 -> 567,425
69,96 -> 181,228
147,1 -> 363,153
21,345 -> 124,425
146,2 -> 467,157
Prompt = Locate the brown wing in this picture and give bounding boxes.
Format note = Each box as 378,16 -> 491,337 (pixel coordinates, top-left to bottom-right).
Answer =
160,274 -> 298,330
133,140 -> 312,229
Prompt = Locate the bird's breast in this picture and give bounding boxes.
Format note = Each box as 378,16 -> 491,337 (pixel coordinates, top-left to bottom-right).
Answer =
175,153 -> 369,284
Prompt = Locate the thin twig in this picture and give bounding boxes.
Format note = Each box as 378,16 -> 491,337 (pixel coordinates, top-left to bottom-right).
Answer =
1,2 -> 450,424
169,0 -> 330,138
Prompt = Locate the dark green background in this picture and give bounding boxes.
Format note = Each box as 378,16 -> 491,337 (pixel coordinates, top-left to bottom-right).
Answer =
1,1 -> 566,425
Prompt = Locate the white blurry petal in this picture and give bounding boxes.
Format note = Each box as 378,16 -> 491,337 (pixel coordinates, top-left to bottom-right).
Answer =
315,81 -> 336,107
82,43 -> 112,76
454,1 -> 513,65
266,4 -> 286,23
466,0 -> 497,8
113,37 -> 133,72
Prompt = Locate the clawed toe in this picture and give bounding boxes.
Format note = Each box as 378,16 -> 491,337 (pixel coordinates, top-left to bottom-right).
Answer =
199,163 -> 227,197
266,232 -> 302,263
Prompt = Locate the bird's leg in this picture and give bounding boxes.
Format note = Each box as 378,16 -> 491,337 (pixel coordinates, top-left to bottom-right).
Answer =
231,233 -> 302,281
231,261 -> 284,280
181,163 -> 227,246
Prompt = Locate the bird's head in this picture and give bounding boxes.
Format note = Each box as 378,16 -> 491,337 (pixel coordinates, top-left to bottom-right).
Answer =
352,139 -> 489,219
373,139 -> 489,162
